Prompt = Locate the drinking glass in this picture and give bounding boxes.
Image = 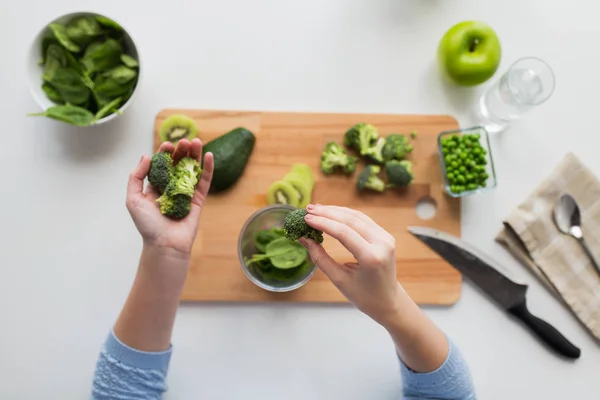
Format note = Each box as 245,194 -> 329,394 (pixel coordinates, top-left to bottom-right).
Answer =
477,57 -> 555,133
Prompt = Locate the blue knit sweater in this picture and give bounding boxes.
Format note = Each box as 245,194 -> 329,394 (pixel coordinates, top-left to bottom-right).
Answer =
92,331 -> 475,399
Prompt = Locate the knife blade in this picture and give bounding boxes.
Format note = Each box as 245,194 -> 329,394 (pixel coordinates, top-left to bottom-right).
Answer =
408,226 -> 581,360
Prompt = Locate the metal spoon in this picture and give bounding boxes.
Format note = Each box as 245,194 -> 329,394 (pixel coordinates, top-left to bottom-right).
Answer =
553,193 -> 600,277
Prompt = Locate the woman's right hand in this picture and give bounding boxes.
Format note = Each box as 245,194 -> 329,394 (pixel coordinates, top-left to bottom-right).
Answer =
299,204 -> 404,327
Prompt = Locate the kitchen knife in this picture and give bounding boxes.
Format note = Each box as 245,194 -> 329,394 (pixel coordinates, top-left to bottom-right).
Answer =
408,226 -> 581,360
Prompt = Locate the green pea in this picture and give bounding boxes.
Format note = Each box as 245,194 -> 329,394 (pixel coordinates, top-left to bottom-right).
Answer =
451,161 -> 459,169
466,173 -> 473,181
459,152 -> 467,160
458,165 -> 466,174
447,172 -> 454,180
481,172 -> 489,180
480,181 -> 487,188
467,183 -> 478,191
456,175 -> 466,184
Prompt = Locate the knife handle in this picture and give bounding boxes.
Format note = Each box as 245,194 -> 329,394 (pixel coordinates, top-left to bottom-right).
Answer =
508,302 -> 581,359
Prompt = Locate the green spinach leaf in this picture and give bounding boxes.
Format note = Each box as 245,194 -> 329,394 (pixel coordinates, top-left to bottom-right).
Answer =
48,23 -> 80,53
93,96 -> 122,121
82,39 -> 122,74
43,44 -> 68,80
95,15 -> 123,31
41,82 -> 64,104
120,54 -> 139,68
65,16 -> 103,45
47,68 -> 91,105
29,104 -> 95,126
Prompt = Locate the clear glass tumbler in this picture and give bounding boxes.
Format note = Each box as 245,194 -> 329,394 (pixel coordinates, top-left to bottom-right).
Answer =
477,57 -> 555,133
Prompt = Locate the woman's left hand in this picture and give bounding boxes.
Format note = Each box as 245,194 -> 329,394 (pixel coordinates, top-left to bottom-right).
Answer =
125,138 -> 214,256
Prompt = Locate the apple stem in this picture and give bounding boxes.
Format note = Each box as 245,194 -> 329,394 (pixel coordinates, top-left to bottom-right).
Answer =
469,39 -> 479,53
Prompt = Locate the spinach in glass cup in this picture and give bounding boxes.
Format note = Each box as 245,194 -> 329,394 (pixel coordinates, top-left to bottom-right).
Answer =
246,227 -> 313,284
29,15 -> 139,126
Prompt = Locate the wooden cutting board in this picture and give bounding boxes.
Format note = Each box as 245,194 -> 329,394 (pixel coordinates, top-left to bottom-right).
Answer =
154,109 -> 461,305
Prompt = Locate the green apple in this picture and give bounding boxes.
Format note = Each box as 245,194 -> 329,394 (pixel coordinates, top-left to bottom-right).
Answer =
438,21 -> 502,86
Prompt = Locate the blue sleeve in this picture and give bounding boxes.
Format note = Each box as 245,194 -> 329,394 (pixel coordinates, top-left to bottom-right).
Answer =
91,330 -> 172,400
400,338 -> 476,400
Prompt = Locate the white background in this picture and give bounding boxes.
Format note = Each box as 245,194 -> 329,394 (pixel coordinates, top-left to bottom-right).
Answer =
1,0 -> 599,399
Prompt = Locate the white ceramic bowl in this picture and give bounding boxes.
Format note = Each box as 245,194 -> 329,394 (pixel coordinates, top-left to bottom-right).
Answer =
27,12 -> 140,126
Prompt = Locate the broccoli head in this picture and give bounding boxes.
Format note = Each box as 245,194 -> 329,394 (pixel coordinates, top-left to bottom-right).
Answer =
148,152 -> 174,194
156,192 -> 192,219
385,160 -> 414,187
356,165 -> 385,192
283,209 -> 324,244
362,137 -> 385,165
344,123 -> 379,155
320,142 -> 357,175
382,134 -> 413,161
167,157 -> 202,197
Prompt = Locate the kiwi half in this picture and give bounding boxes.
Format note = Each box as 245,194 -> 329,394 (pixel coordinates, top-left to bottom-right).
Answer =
266,180 -> 300,207
159,114 -> 199,144
283,172 -> 313,208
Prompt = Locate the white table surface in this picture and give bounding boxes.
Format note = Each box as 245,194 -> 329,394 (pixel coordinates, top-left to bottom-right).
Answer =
1,0 -> 599,398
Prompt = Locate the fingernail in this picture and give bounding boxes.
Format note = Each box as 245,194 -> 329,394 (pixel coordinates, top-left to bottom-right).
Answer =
316,203 -> 323,206
304,214 -> 313,220
306,204 -> 315,211
139,155 -> 144,163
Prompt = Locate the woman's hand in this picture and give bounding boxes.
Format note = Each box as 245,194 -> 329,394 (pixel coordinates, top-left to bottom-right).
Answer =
125,138 -> 214,256
299,204 -> 403,326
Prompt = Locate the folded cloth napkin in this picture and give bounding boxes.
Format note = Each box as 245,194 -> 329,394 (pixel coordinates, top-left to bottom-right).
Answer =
496,152 -> 600,341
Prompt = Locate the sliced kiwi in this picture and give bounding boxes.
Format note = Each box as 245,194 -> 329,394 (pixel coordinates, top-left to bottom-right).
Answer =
283,172 -> 313,208
266,180 -> 300,207
290,164 -> 314,187
159,114 -> 199,144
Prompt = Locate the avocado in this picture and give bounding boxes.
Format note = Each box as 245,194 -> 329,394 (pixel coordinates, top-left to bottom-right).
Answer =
202,127 -> 256,193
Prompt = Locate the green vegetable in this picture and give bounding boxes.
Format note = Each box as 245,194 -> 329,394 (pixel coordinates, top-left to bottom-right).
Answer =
95,15 -> 123,31
385,160 -> 414,188
167,157 -> 202,197
45,68 -> 91,105
344,123 -> 379,155
440,133 -> 489,194
31,15 -> 140,126
65,16 -> 102,45
255,227 -> 285,253
148,152 -> 203,219
283,209 -> 324,244
148,152 -> 174,194
82,39 -> 122,74
248,237 -> 308,269
362,137 -> 386,165
93,97 -> 122,121
382,134 -> 413,161
120,54 -> 139,68
410,130 -> 418,139
320,141 -> 357,175
202,127 -> 256,193
41,83 -> 63,104
356,165 -> 385,193
48,23 -> 80,52
28,104 -> 95,126
156,193 -> 192,220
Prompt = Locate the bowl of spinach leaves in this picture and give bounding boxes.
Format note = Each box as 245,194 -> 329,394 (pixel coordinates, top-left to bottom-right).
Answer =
238,205 -> 317,292
27,12 -> 140,127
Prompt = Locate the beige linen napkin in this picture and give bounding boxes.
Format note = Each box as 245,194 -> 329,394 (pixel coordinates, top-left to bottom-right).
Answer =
496,152 -> 600,340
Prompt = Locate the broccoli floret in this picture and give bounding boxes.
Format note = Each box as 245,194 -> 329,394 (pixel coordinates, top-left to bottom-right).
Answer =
362,137 -> 386,165
385,160 -> 414,187
382,134 -> 413,161
356,165 -> 385,192
283,209 -> 324,244
148,152 -> 174,194
156,193 -> 192,219
167,157 -> 202,197
344,123 -> 379,155
320,142 -> 357,175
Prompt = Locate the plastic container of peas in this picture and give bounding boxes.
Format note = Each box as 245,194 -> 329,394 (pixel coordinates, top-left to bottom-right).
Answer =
438,126 -> 497,197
